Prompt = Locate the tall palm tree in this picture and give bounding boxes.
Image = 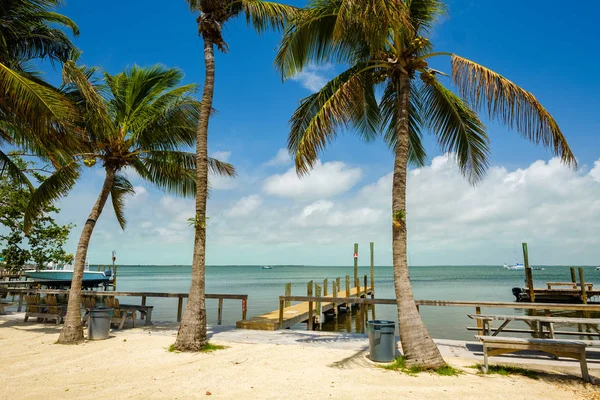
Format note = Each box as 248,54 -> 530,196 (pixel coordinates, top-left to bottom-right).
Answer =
174,0 -> 296,351
25,62 -> 235,344
0,0 -> 79,188
276,0 -> 576,368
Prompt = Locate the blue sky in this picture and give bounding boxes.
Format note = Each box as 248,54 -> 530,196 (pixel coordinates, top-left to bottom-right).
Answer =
38,0 -> 600,266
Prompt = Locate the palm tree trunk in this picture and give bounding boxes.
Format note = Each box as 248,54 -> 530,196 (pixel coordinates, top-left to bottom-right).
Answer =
174,36 -> 214,351
57,168 -> 116,344
392,73 -> 445,368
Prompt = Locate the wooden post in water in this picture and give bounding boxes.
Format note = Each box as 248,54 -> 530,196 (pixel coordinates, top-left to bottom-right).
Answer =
579,267 -> 588,304
570,267 -> 577,283
177,295 -> 183,322
370,242 -> 375,297
332,281 -> 338,318
279,298 -> 284,329
356,277 -> 361,297
522,242 -> 535,302
323,278 -> 328,296
284,282 -> 291,308
112,250 -> 117,291
242,298 -> 247,320
217,298 -> 223,325
307,280 -> 313,330
476,306 -> 482,336
345,275 -> 350,297
315,284 -> 322,329
353,243 -> 359,284
363,275 -> 368,297
336,277 -> 341,295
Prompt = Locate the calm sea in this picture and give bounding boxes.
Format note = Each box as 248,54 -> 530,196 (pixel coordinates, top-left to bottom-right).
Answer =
113,265 -> 600,340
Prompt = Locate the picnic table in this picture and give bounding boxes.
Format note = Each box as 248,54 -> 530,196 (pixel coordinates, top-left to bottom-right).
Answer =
119,304 -> 153,325
468,314 -> 600,339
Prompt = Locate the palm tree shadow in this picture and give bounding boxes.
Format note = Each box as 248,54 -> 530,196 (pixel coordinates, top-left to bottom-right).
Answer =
329,349 -> 373,369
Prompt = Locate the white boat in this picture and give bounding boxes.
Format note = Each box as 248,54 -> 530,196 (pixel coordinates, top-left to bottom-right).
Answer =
503,263 -> 525,270
261,265 -> 273,270
596,266 -> 600,271
26,260 -> 111,287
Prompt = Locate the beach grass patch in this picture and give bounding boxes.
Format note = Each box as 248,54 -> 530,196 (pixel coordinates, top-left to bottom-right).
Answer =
200,342 -> 227,352
434,365 -> 462,376
381,357 -> 461,376
469,364 -> 539,380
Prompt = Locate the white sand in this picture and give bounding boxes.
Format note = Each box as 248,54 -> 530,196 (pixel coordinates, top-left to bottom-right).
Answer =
0,315 -> 598,400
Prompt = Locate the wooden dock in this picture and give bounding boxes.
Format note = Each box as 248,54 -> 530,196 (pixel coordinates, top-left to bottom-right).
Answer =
236,285 -> 371,330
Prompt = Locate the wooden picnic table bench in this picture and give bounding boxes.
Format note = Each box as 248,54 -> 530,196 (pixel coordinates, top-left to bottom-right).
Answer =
0,301 -> 12,314
468,314 -> 600,339
118,304 -> 153,325
475,335 -> 591,382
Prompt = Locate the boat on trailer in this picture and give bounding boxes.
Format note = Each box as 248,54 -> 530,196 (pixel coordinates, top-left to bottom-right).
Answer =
26,261 -> 111,288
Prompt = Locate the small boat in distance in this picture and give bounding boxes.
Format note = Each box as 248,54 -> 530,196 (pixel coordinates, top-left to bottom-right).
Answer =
503,263 -> 525,270
596,266 -> 600,271
261,265 -> 273,270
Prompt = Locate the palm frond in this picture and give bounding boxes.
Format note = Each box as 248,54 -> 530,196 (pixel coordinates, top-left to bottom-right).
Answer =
451,55 -> 576,168
0,149 -> 33,191
134,154 -> 196,198
408,0 -> 447,35
110,173 -> 134,230
208,157 -> 236,177
421,78 -> 490,184
24,161 -> 80,232
0,61 -> 76,137
288,63 -> 379,175
381,79 -> 428,167
239,0 -> 298,34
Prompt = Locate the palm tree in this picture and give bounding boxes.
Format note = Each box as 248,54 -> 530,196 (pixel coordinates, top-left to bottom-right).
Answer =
174,0 -> 297,351
25,62 -> 235,344
0,0 -> 79,189
276,0 -> 576,368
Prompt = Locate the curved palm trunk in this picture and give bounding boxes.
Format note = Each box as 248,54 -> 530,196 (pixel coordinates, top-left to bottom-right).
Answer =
392,74 -> 445,368
57,168 -> 116,344
174,36 -> 214,351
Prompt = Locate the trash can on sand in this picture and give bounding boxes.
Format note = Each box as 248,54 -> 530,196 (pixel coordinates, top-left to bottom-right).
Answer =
87,307 -> 113,340
367,320 -> 396,362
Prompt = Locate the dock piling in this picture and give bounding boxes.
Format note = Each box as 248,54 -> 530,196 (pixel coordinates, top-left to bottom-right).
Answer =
570,267 -> 577,284
177,295 -> 183,322
345,275 -> 350,298
307,281 -> 313,330
323,278 -> 328,296
353,243 -> 358,283
370,242 -> 374,297
315,284 -> 322,329
279,298 -> 284,328
284,282 -> 291,308
579,268 -> 588,304
217,298 -> 224,325
523,242 -> 535,302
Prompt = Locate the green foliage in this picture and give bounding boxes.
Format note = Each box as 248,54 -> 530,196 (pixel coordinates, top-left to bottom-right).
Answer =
168,342 -> 226,353
277,0 -> 575,182
0,155 -> 74,272
200,342 -> 227,352
381,356 -> 460,376
469,364 -> 539,379
393,209 -> 406,222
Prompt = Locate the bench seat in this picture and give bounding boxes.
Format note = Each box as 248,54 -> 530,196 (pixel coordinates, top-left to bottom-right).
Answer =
475,335 -> 591,382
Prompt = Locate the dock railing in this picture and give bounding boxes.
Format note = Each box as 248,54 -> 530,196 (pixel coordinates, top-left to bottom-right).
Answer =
279,296 -> 600,333
1,288 -> 248,325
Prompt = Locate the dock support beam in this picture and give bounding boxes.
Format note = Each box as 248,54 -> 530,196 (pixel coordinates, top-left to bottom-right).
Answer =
353,243 -> 358,284
579,268 -> 588,304
523,242 -> 535,302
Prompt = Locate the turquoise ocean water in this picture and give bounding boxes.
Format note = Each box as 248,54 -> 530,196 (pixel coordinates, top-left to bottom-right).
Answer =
113,265 -> 600,340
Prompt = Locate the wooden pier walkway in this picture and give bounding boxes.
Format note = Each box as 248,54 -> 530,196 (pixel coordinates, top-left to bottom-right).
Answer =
236,285 -> 370,330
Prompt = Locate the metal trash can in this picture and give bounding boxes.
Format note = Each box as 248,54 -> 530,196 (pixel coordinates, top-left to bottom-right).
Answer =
87,308 -> 113,340
367,320 -> 396,362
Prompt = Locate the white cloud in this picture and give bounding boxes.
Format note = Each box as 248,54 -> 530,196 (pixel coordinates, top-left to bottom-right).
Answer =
263,160 -> 362,200
265,148 -> 291,167
53,154 -> 600,266
591,160 -> 600,183
211,151 -> 231,162
290,65 -> 332,92
227,195 -> 263,217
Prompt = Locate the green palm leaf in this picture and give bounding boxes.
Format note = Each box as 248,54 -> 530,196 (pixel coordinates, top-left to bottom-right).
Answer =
0,149 -> 33,191
24,161 -> 81,232
288,64 -> 379,175
421,79 -> 490,183
111,173 -> 135,230
238,0 -> 298,34
451,55 -> 576,168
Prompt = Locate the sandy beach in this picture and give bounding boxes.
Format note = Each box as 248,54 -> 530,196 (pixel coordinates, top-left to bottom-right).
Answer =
1,314 -> 598,400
